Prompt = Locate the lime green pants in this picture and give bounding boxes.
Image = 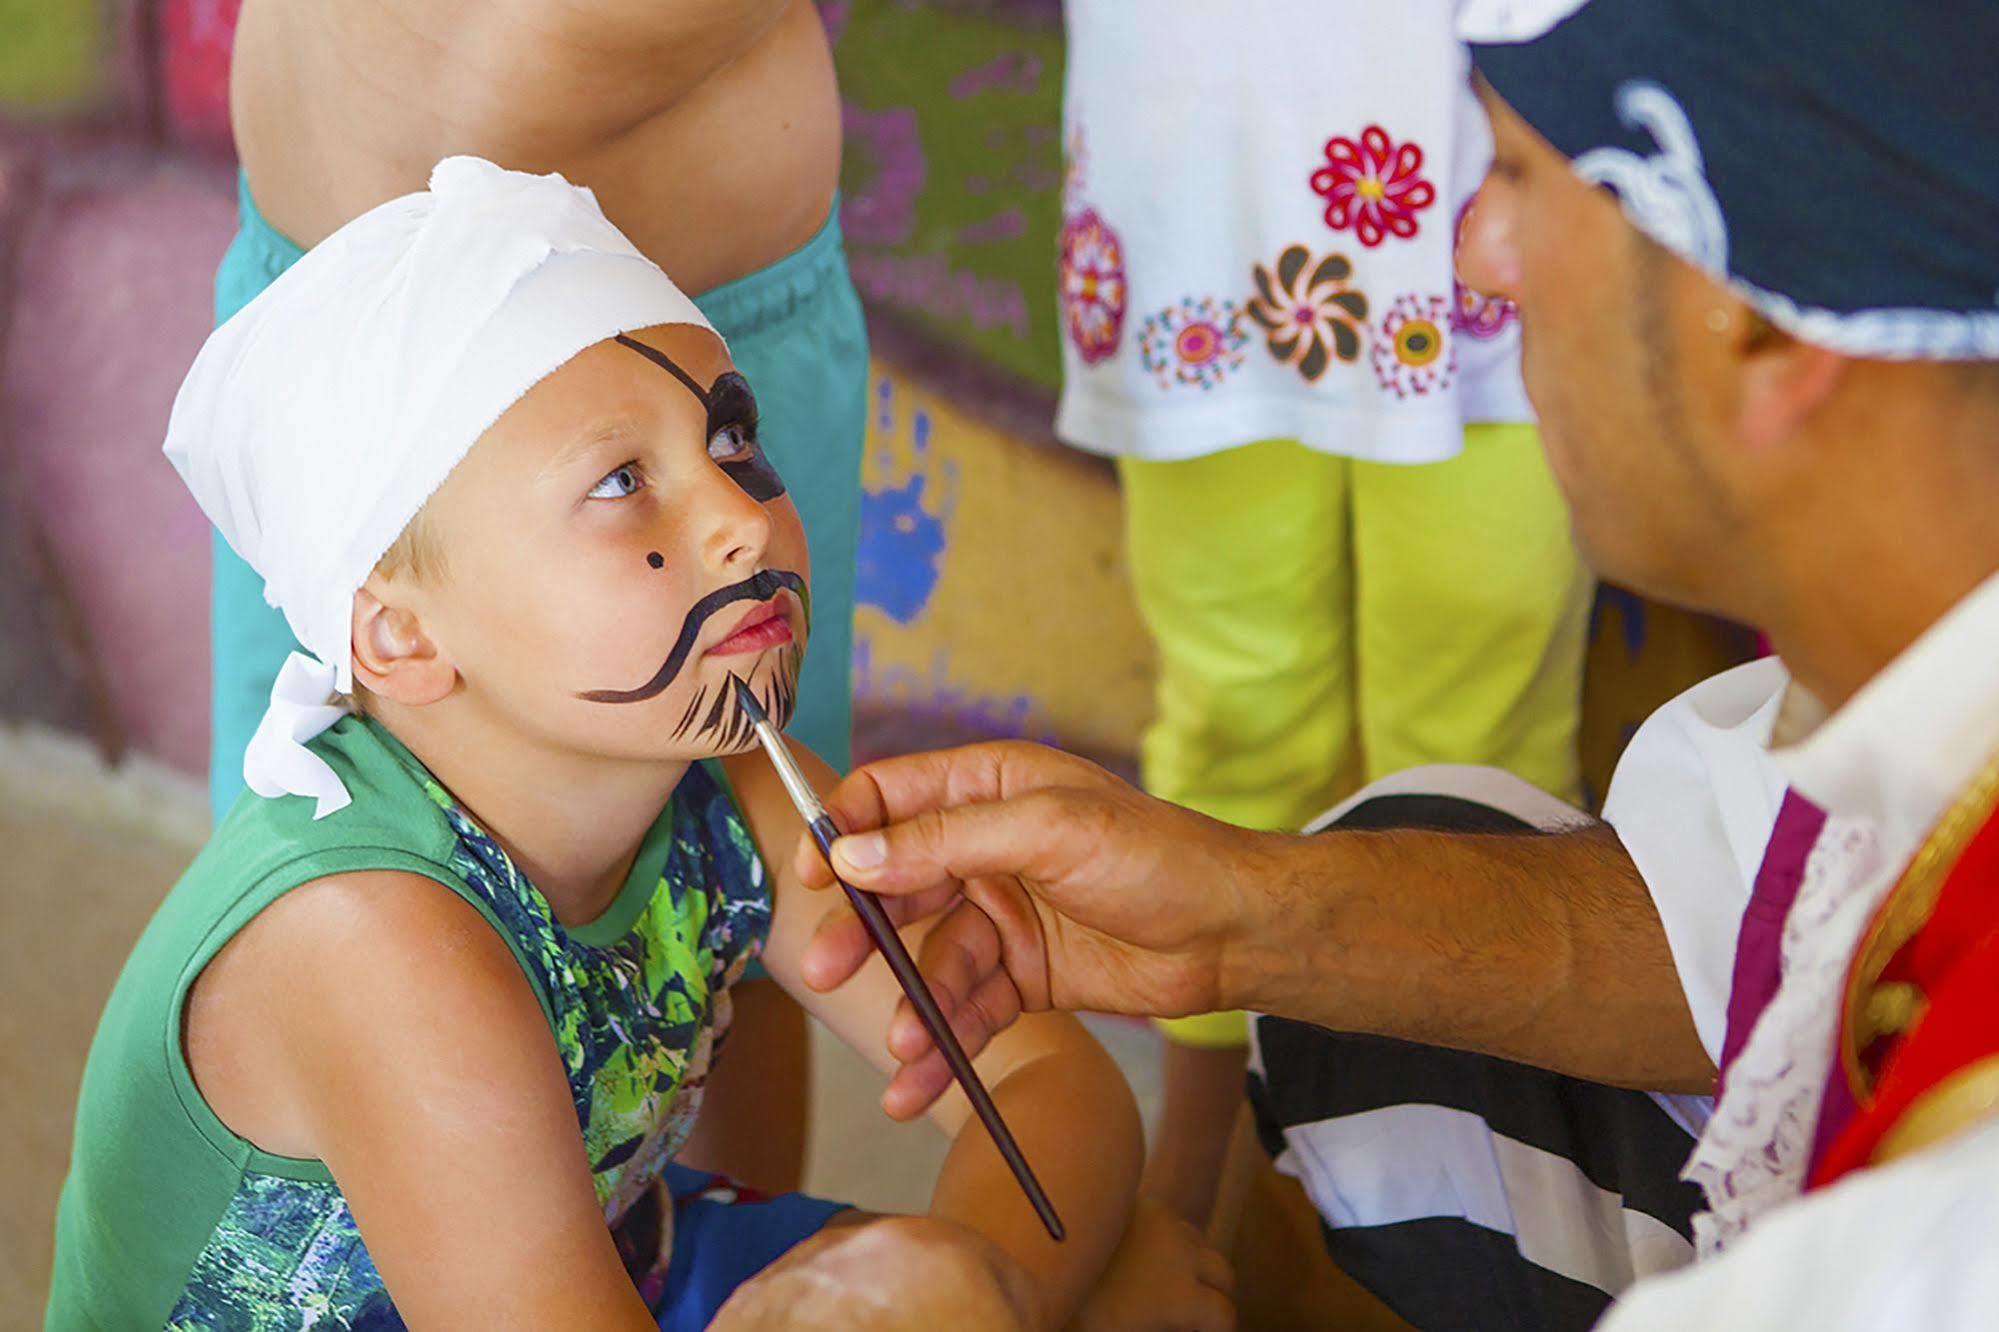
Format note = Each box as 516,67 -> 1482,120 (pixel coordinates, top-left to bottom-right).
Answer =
1123,427 -> 1591,1047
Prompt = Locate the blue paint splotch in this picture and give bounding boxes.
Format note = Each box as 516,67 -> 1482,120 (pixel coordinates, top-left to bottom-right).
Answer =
856,380 -> 958,625
858,475 -> 947,624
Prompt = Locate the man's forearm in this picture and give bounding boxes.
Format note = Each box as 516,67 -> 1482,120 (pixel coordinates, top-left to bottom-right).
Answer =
1223,823 -> 1716,1092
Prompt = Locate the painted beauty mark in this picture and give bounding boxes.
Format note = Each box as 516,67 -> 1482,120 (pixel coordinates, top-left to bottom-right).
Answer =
857,378 -> 957,626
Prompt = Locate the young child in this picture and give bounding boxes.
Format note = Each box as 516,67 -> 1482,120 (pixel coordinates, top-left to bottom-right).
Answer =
44,159 -> 1220,1331
1056,3 -> 1593,1224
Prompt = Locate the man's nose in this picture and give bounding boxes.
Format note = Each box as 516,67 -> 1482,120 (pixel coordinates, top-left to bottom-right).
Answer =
1455,185 -> 1521,306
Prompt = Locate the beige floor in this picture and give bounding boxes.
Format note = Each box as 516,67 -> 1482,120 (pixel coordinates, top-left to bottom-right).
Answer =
0,725 -> 1159,1329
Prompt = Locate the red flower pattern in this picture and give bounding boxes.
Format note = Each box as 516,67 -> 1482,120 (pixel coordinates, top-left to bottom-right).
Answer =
1311,126 -> 1437,247
1058,208 -> 1128,365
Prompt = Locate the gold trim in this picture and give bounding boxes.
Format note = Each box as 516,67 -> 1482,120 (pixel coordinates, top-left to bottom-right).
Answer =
1873,1055 -> 1999,1166
1841,752 -> 1999,1101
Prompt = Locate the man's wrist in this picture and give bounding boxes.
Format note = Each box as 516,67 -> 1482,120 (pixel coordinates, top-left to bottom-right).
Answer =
1212,829 -> 1332,1017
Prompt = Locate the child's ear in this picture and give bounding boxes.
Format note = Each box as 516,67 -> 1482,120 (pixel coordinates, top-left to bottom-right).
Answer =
351,584 -> 456,705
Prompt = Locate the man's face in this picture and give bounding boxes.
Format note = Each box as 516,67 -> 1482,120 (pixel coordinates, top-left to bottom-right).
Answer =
388,323 -> 811,762
1459,83 -> 1748,613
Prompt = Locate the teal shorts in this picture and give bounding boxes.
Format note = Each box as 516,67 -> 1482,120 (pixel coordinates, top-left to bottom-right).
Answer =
207,175 -> 867,821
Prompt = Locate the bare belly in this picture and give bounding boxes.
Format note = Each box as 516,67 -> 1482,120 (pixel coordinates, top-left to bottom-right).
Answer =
230,0 -> 842,294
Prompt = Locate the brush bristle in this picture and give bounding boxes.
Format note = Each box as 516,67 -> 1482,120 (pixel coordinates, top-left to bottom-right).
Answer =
731,675 -> 768,725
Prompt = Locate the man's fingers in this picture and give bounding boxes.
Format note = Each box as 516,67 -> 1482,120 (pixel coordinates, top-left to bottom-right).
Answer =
886,963 -> 1017,1073
890,902 -> 1003,1058
799,886 -> 962,993
800,903 -> 874,991
1196,1244 -> 1235,1295
881,1047 -> 955,1120
1187,1285 -> 1236,1332
829,788 -> 1100,898
817,741 -> 1067,840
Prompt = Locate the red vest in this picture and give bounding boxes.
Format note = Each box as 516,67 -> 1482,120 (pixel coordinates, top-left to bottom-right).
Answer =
1810,762 -> 1999,1186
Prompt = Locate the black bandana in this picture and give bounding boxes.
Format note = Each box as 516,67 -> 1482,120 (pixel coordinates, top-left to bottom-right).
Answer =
1465,0 -> 1999,359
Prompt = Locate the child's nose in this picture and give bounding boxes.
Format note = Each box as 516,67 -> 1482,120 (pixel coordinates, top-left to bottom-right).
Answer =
694,464 -> 774,574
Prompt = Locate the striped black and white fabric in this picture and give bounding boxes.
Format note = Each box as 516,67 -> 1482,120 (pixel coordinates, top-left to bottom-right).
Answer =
1247,767 -> 1707,1331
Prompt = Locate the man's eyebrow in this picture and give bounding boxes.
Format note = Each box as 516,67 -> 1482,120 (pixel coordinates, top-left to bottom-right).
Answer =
615,333 -> 713,409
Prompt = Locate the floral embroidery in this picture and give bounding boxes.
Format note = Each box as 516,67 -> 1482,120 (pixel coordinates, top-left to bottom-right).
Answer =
1063,123 -> 1088,212
1138,297 -> 1249,389
1058,208 -> 1128,364
1311,125 -> 1437,247
1371,294 -> 1456,398
1451,198 -> 1519,339
1247,245 -> 1369,383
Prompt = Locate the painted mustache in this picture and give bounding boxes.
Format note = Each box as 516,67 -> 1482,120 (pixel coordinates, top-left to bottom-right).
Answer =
578,568 -> 806,704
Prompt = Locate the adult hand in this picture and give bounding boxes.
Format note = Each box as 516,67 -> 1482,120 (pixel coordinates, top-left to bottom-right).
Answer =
795,742 -> 1283,1109
708,1215 -> 1037,1331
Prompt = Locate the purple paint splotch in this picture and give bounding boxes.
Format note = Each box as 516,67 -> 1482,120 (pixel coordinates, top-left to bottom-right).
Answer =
840,102 -> 926,247
817,0 -> 850,45
948,52 -> 1044,99
848,252 -> 1029,334
957,209 -> 1025,245
852,640 -> 1054,748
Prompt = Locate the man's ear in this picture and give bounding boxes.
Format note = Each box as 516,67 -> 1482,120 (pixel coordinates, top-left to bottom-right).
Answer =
351,583 -> 456,705
1735,318 -> 1849,454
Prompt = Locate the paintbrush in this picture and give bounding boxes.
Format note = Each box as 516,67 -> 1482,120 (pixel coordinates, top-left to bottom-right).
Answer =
730,677 -> 1066,1242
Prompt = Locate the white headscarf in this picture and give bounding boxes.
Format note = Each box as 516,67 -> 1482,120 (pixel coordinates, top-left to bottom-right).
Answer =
165,156 -> 717,818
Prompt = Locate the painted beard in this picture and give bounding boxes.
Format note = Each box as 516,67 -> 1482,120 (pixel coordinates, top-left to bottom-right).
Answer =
672,642 -> 804,751
576,567 -> 808,746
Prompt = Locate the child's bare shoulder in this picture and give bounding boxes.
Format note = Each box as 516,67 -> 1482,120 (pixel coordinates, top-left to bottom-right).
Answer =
186,869 -> 551,1157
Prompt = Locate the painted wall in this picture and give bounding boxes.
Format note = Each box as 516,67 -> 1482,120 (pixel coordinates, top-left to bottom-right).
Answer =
0,0 -> 1752,804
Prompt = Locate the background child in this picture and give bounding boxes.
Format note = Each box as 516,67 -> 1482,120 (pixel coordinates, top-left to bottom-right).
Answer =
1056,3 -> 1594,1223
45,159 -> 1213,1331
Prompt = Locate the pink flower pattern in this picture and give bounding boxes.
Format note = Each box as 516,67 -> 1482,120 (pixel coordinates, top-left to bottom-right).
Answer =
1138,297 -> 1249,390
1059,208 -> 1129,364
1311,126 -> 1437,247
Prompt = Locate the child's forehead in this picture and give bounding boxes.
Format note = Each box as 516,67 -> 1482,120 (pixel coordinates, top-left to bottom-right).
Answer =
510,325 -> 732,428
440,324 -> 732,494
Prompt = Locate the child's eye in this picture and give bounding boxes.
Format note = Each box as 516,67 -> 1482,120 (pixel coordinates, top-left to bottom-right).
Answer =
709,423 -> 754,462
587,463 -> 646,500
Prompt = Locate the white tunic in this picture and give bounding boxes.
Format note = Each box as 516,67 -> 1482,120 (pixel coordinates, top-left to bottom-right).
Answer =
1598,569 -> 1999,1326
1055,1 -> 1532,464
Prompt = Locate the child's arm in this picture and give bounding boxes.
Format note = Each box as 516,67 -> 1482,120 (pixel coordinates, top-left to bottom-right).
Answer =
186,870 -> 659,1330
723,750 -> 1145,1330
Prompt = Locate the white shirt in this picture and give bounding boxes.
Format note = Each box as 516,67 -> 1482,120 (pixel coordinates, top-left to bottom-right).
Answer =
1055,2 -> 1532,464
1596,569 -> 1999,1327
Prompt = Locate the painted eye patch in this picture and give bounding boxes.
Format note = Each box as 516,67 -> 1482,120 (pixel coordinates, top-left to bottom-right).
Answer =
705,373 -> 785,502
614,335 -> 787,502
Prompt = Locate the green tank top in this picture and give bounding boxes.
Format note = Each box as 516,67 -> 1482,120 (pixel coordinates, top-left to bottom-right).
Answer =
45,716 -> 771,1329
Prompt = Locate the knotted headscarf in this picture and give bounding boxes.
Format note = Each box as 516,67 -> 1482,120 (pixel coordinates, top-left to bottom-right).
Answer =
165,156 -> 716,817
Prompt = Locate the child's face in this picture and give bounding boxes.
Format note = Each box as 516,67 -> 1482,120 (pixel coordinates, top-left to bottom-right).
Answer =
381,323 -> 810,761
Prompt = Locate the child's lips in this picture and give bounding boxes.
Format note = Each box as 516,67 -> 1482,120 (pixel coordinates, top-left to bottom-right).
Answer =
707,601 -> 792,657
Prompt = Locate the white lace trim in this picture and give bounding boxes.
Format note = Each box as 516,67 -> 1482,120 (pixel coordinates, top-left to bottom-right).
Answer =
1681,816 -> 1887,1255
